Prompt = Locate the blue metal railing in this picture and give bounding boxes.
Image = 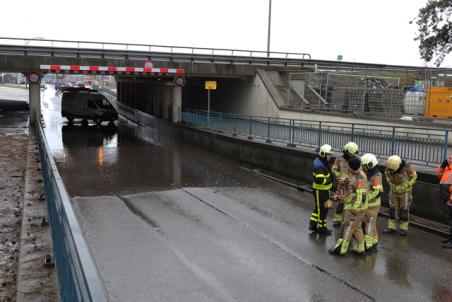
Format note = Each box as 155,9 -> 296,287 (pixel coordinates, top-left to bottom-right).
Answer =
37,122 -> 108,302
181,108 -> 449,167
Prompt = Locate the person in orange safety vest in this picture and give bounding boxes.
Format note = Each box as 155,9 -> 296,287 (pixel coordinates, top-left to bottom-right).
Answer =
437,153 -> 452,249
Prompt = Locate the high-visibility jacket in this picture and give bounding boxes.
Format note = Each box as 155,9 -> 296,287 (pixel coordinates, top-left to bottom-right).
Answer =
385,160 -> 417,194
437,162 -> 452,200
332,155 -> 353,181
312,157 -> 332,191
367,168 -> 383,207
344,168 -> 368,211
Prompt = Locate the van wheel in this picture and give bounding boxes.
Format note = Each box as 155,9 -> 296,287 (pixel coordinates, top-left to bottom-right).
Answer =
94,117 -> 102,125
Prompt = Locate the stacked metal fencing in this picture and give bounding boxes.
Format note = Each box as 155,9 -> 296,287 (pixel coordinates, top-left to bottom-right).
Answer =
181,108 -> 449,167
37,122 -> 108,302
286,72 -> 413,118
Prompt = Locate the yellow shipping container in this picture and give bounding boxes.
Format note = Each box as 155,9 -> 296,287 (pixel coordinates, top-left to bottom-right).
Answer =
425,87 -> 452,118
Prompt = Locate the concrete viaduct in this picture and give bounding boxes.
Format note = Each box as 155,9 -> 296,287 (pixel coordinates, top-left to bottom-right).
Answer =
2,37 -> 450,125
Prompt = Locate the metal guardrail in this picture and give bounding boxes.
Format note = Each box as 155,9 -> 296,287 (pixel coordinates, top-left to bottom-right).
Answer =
2,37 -> 451,72
0,37 -> 310,66
37,121 -> 108,302
100,87 -> 117,99
181,108 -> 449,167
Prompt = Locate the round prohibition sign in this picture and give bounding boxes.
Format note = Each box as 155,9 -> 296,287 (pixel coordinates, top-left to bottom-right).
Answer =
27,72 -> 41,84
174,76 -> 186,87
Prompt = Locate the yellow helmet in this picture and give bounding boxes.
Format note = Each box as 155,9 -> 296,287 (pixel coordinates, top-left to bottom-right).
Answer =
319,144 -> 333,157
343,142 -> 359,155
361,153 -> 378,169
386,155 -> 402,171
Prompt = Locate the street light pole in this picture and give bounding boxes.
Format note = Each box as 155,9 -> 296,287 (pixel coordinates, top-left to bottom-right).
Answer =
267,0 -> 272,57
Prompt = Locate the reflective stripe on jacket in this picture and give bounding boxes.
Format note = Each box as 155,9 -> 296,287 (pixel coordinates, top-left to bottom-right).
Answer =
437,163 -> 452,200
367,168 -> 383,207
312,157 -> 332,191
344,168 -> 368,211
385,161 -> 417,193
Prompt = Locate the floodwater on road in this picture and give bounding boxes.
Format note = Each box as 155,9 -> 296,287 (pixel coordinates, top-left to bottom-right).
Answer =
40,87 -> 452,302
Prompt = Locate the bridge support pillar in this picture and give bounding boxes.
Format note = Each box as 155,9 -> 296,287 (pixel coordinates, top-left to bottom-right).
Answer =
29,83 -> 41,125
171,86 -> 182,123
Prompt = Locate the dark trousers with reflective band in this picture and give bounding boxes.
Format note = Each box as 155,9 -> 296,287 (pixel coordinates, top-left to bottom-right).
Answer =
440,185 -> 452,238
310,189 -> 330,229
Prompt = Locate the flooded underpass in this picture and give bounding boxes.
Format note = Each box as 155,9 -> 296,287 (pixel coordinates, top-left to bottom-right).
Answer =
40,87 -> 452,302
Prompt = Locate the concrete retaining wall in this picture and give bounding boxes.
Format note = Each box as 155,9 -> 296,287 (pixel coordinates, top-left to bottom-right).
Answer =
116,100 -> 447,224
177,125 -> 446,224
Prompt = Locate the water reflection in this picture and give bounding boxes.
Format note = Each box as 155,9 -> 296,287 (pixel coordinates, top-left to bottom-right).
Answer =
62,124 -> 118,148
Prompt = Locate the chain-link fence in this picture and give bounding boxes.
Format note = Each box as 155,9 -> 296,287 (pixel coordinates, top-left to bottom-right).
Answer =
285,72 -> 411,118
274,71 -> 452,120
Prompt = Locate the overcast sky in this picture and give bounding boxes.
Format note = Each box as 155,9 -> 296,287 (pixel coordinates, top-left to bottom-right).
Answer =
2,0 -> 451,67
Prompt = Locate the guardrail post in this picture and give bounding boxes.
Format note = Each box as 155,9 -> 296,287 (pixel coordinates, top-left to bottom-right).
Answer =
351,123 -> 355,142
287,120 -> 295,147
318,121 -> 322,149
391,126 -> 396,155
233,116 -> 237,136
207,110 -> 210,129
266,117 -> 272,143
195,110 -> 199,127
248,116 -> 253,140
444,130 -> 449,160
218,113 -> 223,133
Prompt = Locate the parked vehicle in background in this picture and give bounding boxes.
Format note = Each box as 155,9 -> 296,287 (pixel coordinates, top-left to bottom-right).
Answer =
55,81 -> 64,91
61,88 -> 118,124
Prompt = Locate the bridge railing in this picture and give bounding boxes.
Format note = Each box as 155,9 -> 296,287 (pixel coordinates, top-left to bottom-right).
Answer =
0,37 -> 311,61
37,121 -> 109,302
180,108 -> 449,167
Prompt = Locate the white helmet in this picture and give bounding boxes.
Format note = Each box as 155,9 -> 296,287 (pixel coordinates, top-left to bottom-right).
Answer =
361,153 -> 378,169
344,142 -> 359,155
319,144 -> 333,157
386,155 -> 402,171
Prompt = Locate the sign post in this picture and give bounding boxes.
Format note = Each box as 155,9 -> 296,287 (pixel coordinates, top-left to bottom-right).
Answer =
205,81 -> 217,127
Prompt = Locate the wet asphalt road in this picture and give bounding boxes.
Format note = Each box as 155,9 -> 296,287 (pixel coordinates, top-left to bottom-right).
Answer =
35,86 -> 452,301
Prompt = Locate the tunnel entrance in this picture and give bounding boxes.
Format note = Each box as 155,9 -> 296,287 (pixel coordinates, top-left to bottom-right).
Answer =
182,77 -> 251,114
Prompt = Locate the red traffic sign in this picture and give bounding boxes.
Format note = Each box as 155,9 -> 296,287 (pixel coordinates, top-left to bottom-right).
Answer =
27,72 -> 41,84
174,76 -> 186,87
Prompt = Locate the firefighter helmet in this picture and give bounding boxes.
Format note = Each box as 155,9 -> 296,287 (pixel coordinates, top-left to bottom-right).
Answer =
361,153 -> 378,169
343,142 -> 359,155
386,155 -> 402,171
319,144 -> 333,157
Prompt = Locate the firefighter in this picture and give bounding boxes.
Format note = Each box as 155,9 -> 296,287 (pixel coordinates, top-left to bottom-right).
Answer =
437,153 -> 452,248
330,157 -> 368,256
331,142 -> 359,227
383,155 -> 417,236
361,153 -> 383,251
309,144 -> 333,235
